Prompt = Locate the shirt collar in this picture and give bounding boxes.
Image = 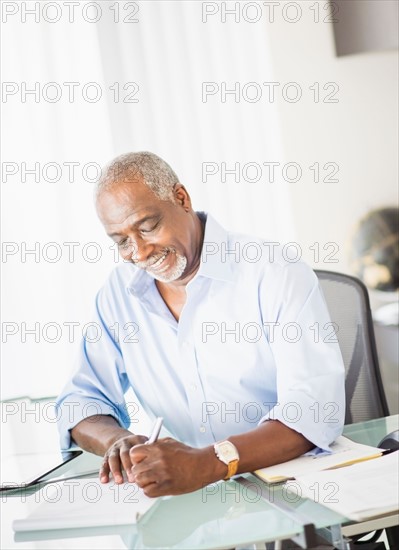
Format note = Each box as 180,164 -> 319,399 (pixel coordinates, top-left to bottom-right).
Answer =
195,212 -> 235,283
126,211 -> 234,296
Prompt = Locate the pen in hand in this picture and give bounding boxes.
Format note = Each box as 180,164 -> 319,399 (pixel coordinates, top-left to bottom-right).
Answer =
145,417 -> 163,445
127,417 -> 163,485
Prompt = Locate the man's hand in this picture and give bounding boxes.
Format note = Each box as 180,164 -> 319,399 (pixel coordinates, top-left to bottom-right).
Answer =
72,416 -> 313,496
100,434 -> 148,484
69,415 -> 150,484
130,421 -> 313,497
130,438 -> 225,497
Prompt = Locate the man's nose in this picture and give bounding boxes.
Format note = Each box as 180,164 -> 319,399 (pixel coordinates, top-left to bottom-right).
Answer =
128,237 -> 156,264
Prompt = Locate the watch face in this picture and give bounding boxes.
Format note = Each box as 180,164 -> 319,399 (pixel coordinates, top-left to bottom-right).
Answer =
216,441 -> 239,464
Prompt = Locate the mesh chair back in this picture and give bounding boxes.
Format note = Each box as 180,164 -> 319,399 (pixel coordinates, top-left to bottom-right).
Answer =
315,270 -> 389,424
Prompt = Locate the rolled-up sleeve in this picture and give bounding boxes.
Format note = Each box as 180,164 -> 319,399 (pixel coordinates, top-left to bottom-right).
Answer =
55,289 -> 131,450
259,262 -> 345,452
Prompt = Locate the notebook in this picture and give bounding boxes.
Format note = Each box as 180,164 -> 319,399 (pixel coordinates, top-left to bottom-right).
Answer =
13,478 -> 158,532
295,451 -> 399,521
254,436 -> 384,484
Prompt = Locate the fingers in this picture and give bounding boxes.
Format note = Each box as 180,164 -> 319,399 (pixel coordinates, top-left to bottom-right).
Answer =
130,439 -> 175,490
142,482 -> 161,498
134,465 -> 172,498
129,443 -> 149,465
120,446 -> 135,482
132,452 -> 172,494
132,465 -> 154,488
107,448 -> 124,483
100,437 -> 176,489
132,460 -> 167,496
100,450 -> 128,484
99,457 -> 110,483
100,436 -> 149,484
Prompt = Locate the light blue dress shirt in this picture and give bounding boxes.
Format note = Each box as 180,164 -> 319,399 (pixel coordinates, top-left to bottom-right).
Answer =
56,213 -> 345,452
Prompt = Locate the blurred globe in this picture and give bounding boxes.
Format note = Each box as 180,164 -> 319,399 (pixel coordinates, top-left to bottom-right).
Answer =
350,207 -> 399,292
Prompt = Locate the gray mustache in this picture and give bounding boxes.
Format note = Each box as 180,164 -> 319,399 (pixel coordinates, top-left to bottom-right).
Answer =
133,248 -> 173,269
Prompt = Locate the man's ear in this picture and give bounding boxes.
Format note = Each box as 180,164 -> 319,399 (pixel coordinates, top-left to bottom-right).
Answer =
173,183 -> 191,210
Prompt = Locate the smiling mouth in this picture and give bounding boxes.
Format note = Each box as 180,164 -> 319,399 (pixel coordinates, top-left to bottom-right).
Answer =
148,251 -> 170,272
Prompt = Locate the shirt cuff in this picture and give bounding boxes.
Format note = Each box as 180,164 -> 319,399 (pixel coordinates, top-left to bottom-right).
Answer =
257,391 -> 344,453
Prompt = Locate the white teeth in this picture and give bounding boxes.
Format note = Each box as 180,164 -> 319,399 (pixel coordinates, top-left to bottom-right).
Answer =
150,253 -> 167,270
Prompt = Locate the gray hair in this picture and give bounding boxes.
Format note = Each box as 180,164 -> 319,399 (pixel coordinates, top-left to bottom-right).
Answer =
95,151 -> 179,202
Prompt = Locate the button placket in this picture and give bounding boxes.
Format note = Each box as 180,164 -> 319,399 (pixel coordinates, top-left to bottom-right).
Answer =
177,288 -> 214,444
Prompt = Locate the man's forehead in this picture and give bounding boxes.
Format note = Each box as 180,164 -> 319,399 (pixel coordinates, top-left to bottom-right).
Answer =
97,184 -> 160,225
99,199 -> 160,229
97,176 -> 159,209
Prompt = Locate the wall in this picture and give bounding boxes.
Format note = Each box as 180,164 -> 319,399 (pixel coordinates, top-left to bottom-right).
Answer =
264,1 -> 398,413
265,1 -> 398,274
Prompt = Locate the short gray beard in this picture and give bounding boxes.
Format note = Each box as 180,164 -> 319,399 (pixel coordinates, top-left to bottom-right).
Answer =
134,249 -> 187,283
147,253 -> 187,283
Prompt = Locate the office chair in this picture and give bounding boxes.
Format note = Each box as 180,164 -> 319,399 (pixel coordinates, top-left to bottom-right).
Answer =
314,274 -> 395,550
266,273 -> 393,550
315,270 -> 389,425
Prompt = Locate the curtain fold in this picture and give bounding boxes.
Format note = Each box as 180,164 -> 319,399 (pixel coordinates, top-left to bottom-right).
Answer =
2,1 -> 296,400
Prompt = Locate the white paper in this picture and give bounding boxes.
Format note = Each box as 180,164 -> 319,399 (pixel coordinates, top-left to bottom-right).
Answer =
295,451 -> 399,521
13,478 -> 158,532
255,436 -> 383,483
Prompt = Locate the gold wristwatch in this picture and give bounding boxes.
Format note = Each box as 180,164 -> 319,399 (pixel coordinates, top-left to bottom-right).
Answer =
214,440 -> 240,480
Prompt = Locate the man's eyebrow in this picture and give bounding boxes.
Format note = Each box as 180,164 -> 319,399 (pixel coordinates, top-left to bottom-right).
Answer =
107,215 -> 159,238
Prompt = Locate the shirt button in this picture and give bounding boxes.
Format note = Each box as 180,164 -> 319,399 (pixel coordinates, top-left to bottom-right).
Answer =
189,383 -> 197,391
199,426 -> 206,433
182,341 -> 189,348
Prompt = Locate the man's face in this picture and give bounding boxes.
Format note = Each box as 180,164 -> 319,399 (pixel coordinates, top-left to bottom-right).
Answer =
96,178 -> 199,283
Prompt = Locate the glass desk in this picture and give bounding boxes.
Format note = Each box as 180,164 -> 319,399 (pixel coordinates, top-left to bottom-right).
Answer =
343,414 -> 398,447
1,415 -> 398,550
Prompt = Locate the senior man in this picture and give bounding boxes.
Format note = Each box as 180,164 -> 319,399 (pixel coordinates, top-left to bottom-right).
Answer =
56,151 -> 345,497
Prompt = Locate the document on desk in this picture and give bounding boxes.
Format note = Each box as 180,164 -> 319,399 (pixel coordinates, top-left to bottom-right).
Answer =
294,451 -> 399,521
254,436 -> 384,484
13,478 -> 158,532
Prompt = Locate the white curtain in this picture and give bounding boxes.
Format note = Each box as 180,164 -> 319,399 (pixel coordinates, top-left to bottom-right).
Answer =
2,1 -> 296,400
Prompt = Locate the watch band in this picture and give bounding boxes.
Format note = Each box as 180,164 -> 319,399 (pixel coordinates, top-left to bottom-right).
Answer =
225,458 -> 239,480
214,440 -> 240,481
